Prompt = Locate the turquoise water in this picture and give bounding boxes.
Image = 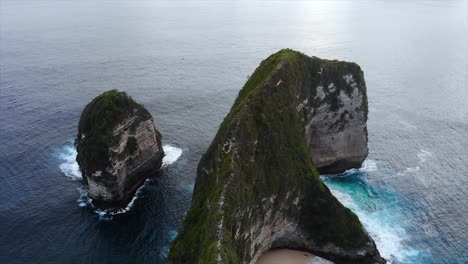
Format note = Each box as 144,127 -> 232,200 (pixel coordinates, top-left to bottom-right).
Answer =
322,160 -> 430,263
1,0 -> 467,263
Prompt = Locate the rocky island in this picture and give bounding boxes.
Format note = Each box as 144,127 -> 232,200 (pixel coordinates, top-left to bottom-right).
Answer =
75,90 -> 164,208
169,49 -> 384,263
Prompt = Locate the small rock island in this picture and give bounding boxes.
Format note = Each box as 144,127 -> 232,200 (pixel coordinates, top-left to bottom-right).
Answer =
75,90 -> 164,208
169,50 -> 384,263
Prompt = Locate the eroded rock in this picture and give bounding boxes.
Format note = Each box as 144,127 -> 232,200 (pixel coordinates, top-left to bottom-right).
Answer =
169,50 -> 383,263
75,90 -> 164,208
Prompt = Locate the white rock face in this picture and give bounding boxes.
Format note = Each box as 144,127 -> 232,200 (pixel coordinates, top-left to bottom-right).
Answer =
169,51 -> 383,264
86,115 -> 164,204
304,77 -> 368,174
76,91 -> 165,208
291,68 -> 368,174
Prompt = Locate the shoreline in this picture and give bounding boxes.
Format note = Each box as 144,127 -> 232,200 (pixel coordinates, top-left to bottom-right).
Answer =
256,249 -> 333,264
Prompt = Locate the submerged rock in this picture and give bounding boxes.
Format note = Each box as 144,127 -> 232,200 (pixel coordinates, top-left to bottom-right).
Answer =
169,50 -> 383,263
75,90 -> 164,208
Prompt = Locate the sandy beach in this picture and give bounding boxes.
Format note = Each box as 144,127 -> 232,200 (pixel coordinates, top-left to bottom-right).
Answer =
256,249 -> 333,264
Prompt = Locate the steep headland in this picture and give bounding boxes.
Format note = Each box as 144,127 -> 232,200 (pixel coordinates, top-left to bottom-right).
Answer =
169,49 -> 383,263
301,55 -> 368,174
75,90 -> 164,208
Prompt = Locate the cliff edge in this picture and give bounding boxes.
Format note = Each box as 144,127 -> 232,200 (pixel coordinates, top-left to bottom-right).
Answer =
169,49 -> 383,263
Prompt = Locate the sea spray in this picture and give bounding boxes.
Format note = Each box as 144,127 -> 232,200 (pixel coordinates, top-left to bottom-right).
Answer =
58,145 -> 81,180
322,160 -> 421,263
162,145 -> 183,166
58,143 -> 183,219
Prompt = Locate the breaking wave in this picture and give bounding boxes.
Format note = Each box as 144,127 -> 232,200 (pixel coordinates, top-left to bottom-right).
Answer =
57,145 -> 81,180
58,143 -> 183,220
360,159 -> 378,172
322,162 -> 422,263
162,145 -> 183,166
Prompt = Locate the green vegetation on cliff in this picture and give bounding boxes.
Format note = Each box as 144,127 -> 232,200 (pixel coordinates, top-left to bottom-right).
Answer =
75,90 -> 151,180
169,50 -> 379,263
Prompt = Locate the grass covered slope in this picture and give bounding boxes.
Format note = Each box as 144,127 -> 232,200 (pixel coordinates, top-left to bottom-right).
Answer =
75,90 -> 151,183
169,50 -> 383,264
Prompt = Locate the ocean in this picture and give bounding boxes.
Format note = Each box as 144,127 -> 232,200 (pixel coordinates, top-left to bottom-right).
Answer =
1,0 -> 467,263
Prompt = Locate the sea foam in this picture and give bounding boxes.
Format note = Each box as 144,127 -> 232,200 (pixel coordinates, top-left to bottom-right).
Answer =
360,159 -> 378,172
58,143 -> 183,219
322,165 -> 421,263
58,145 -> 82,180
329,188 -> 418,262
162,145 -> 183,166
417,149 -> 432,164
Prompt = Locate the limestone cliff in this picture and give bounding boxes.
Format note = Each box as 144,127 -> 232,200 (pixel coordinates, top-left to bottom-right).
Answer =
169,50 -> 383,263
75,90 -> 164,207
302,56 -> 368,174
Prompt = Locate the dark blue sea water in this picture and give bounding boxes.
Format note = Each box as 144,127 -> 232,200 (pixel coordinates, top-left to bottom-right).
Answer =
1,0 -> 467,263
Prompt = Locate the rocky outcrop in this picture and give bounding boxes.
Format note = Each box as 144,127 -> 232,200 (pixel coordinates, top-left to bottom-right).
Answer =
302,60 -> 368,174
169,50 -> 383,264
75,90 -> 164,207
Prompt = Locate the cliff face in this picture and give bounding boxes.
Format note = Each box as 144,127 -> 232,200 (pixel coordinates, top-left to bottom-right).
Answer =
76,90 -> 164,207
300,59 -> 368,174
169,50 -> 383,263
